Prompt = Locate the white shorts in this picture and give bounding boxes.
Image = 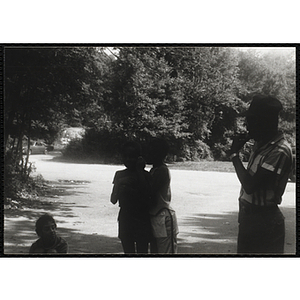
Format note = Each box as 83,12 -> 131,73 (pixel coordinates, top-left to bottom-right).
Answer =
150,208 -> 179,254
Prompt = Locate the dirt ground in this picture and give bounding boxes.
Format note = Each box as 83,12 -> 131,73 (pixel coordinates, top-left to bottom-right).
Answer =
4,152 -> 296,255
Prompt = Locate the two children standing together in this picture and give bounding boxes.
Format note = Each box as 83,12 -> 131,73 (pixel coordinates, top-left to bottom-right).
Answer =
29,138 -> 177,255
110,138 -> 179,254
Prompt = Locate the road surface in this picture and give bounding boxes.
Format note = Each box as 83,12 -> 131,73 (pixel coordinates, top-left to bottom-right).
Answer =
4,152 -> 296,255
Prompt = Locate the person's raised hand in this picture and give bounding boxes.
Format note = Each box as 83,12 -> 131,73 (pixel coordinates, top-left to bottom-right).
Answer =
230,133 -> 250,155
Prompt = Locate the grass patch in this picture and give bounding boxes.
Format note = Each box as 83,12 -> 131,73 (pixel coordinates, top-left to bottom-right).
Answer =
52,152 -> 244,172
167,161 -> 243,172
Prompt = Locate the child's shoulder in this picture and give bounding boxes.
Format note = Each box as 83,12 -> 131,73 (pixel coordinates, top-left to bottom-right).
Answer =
161,163 -> 169,170
29,238 -> 43,253
152,163 -> 169,172
55,236 -> 68,252
31,238 -> 42,246
151,164 -> 170,177
114,168 -> 130,179
57,236 -> 68,245
115,168 -> 128,175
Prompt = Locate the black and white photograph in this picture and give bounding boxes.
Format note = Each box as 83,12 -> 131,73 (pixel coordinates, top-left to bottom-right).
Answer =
3,45 -> 296,256
1,2 -> 299,299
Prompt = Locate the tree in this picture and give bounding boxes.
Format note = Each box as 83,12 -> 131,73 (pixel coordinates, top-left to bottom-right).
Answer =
7,46 -> 295,167
99,47 -> 190,158
236,48 -> 296,144
155,47 -> 244,159
91,46 -> 296,161
4,46 -> 111,187
5,46 -> 111,145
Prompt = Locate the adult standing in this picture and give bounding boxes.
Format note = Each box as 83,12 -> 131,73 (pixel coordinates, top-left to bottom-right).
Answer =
229,95 -> 293,254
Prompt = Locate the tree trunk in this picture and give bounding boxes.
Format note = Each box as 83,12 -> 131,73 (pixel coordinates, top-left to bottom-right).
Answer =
24,136 -> 31,177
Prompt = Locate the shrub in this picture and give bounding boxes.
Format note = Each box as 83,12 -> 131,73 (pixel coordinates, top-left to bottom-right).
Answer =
211,142 -> 231,161
61,138 -> 85,159
4,149 -> 45,202
174,139 -> 213,161
61,129 -> 126,164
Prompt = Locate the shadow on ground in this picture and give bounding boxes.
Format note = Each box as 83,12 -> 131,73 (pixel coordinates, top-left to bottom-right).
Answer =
5,178 -> 90,211
177,212 -> 238,255
177,206 -> 296,255
4,215 -> 123,255
4,175 -> 295,256
4,179 -> 106,255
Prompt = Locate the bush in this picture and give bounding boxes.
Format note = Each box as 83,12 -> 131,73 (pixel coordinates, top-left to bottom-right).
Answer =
61,138 -> 85,159
211,142 -> 231,161
4,149 -> 45,202
192,140 -> 213,160
61,129 -> 126,164
210,138 -> 253,162
61,129 -> 217,163
174,139 -> 213,161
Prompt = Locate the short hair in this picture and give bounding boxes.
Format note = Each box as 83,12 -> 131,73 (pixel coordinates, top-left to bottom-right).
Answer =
149,138 -> 169,160
35,214 -> 56,237
246,95 -> 282,131
121,141 -> 142,157
247,95 -> 283,117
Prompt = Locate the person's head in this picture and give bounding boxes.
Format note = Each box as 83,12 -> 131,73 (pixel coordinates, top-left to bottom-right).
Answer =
147,138 -> 169,165
245,95 -> 282,141
35,214 -> 57,242
121,141 -> 142,170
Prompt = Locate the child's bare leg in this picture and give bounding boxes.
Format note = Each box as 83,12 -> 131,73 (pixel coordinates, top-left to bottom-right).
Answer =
121,239 -> 135,254
136,240 -> 149,254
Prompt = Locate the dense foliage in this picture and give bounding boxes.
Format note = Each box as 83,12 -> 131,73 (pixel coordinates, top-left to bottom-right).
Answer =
4,47 -> 111,199
85,47 -> 295,162
4,46 -> 296,200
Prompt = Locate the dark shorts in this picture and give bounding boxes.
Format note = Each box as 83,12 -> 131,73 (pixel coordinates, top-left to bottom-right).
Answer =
237,201 -> 285,254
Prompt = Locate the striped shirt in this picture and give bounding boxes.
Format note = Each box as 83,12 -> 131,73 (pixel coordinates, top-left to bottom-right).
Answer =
239,133 -> 293,206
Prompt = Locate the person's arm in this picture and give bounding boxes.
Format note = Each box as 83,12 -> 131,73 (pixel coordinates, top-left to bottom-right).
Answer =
29,243 -> 35,254
231,155 -> 275,194
110,185 -> 119,204
55,237 -> 68,254
58,239 -> 68,253
110,173 -> 119,204
230,135 -> 275,194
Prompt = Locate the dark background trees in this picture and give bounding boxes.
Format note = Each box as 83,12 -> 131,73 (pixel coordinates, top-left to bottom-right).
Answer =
90,46 -> 295,162
4,45 -> 296,172
4,46 -> 111,199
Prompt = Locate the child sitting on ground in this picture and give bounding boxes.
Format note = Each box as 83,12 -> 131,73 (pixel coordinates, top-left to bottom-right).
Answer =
110,141 -> 153,254
29,214 -> 68,254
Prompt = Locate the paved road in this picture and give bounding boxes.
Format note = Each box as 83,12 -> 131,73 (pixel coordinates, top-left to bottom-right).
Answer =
4,152 -> 296,255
